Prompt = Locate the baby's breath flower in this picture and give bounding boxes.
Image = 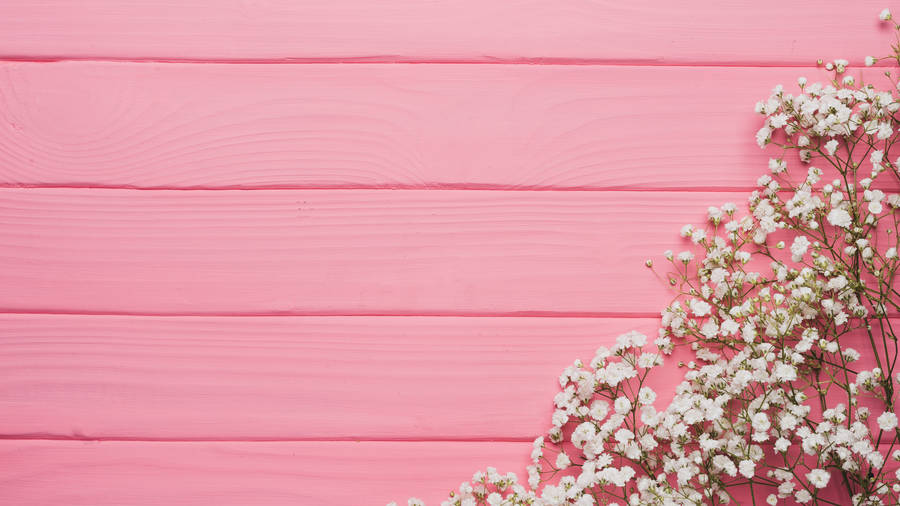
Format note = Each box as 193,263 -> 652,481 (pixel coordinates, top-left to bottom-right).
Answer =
555,452 -> 571,470
878,412 -> 898,431
827,208 -> 852,228
805,469 -> 831,489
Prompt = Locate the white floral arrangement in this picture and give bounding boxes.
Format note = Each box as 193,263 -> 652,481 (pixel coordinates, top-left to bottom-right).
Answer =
392,9 -> 900,506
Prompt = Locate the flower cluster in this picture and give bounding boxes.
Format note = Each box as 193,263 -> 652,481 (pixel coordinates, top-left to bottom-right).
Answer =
392,9 -> 900,506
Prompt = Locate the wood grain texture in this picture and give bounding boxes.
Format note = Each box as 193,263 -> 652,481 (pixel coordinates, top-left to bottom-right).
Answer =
0,187 -> 739,315
2,439 -> 883,505
0,1 -> 892,63
0,314 -> 661,440
0,62 -> 868,190
3,313 -> 890,440
0,440 -> 529,505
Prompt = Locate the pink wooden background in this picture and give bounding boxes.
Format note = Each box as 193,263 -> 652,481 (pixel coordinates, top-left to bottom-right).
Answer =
0,2 -> 895,504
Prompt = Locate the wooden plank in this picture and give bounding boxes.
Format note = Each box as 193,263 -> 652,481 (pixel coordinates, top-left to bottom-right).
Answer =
0,314 -> 660,440
0,187 -> 727,315
0,62 -> 857,190
0,440 -> 892,505
3,314 -> 891,440
0,440 -> 530,505
0,1 -> 892,63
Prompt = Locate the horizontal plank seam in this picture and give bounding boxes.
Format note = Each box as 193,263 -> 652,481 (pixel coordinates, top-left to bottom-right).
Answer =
0,435 -> 537,443
0,183 -> 759,193
0,56 -> 836,67
2,436 -> 896,448
0,310 -> 663,318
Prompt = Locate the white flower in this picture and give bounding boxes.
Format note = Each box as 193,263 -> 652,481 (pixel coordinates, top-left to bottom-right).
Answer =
824,139 -> 839,155
721,319 -> 739,335
827,208 -> 853,228
827,276 -> 848,291
773,362 -> 797,382
614,397 -> 632,414
615,330 -> 647,349
769,113 -> 789,128
700,321 -> 718,339
881,8 -> 892,21
806,469 -> 831,489
574,497 -> 594,506
866,56 -> 877,66
768,158 -> 787,173
756,126 -> 772,147
590,400 -> 609,421
739,460 -> 755,478
742,323 -> 757,343
527,466 -> 539,489
751,412 -> 770,433
790,236 -> 810,261
638,387 -> 657,405
614,428 -> 634,444
878,411 -> 898,431
555,452 -> 571,469
775,437 -> 791,452
690,299 -> 712,317
712,455 -> 737,477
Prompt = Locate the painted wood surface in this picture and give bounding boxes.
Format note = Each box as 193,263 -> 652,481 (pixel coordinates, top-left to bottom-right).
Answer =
0,62 -> 874,190
0,440 -> 530,505
1,313 -> 889,441
0,314 -> 661,440
0,187 -> 745,315
0,1 -> 892,64
2,1 -> 885,504
3,439 -> 883,506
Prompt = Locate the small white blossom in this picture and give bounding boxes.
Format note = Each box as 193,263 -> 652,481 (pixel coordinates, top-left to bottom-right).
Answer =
614,397 -> 632,414
790,236 -> 810,261
555,452 -> 571,470
806,469 -> 830,489
689,299 -> 712,317
827,208 -> 852,228
878,411 -> 898,431
738,460 -> 755,479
